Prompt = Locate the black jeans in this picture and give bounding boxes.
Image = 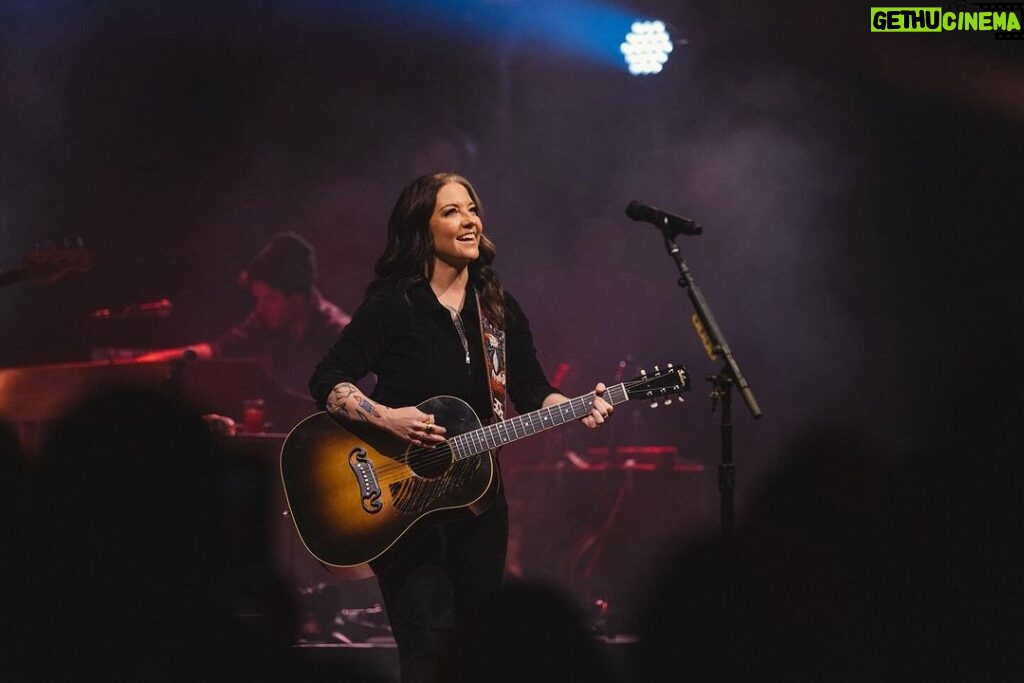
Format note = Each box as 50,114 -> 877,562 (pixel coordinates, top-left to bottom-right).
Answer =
377,492 -> 509,683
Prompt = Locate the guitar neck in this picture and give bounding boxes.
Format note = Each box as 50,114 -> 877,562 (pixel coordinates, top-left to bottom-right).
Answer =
449,383 -> 629,461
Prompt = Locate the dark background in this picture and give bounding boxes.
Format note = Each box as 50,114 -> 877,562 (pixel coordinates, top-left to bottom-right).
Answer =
2,0 -> 1021,614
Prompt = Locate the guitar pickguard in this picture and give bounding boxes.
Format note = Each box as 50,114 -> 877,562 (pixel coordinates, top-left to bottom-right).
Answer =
389,456 -> 483,515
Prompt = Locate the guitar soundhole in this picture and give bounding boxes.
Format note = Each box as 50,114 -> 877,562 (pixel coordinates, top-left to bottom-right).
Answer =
405,444 -> 453,480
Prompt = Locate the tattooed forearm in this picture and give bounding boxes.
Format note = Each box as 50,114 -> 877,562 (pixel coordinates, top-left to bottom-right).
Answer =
335,384 -> 357,399
327,382 -> 357,418
357,397 -> 381,421
327,382 -> 383,422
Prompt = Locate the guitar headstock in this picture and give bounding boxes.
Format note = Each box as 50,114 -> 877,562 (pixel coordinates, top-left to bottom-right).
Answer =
625,363 -> 691,407
23,239 -> 93,283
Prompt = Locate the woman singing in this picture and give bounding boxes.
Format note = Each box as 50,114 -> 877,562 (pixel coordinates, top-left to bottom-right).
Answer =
308,172 -> 612,681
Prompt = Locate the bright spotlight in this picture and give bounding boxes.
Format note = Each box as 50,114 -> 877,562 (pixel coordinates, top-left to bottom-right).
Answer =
620,20 -> 673,75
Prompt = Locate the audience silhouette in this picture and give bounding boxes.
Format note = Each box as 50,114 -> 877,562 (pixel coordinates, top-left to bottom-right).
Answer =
452,579 -> 621,683
7,387 -> 1014,681
10,389 -> 387,681
632,418 -> 1017,680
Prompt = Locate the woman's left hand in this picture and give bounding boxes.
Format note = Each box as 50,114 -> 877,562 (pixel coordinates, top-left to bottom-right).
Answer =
581,382 -> 613,429
543,384 -> 614,429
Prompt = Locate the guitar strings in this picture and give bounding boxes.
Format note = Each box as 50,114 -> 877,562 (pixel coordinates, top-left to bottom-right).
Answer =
368,376 -> 672,483
373,442 -> 455,485
371,389 -> 603,481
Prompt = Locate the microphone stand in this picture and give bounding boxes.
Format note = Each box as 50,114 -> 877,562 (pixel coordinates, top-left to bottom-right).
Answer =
660,232 -> 762,540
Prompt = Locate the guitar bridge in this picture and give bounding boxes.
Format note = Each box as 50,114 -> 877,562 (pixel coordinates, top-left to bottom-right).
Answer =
348,447 -> 383,514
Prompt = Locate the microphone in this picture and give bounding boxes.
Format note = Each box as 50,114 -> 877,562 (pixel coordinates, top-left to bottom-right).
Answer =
91,298 -> 174,320
625,200 -> 702,237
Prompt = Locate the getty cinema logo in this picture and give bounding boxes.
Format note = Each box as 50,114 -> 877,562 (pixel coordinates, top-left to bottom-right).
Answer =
871,3 -> 1023,38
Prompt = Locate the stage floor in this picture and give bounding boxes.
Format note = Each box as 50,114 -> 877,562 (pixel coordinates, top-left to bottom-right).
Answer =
292,635 -> 642,682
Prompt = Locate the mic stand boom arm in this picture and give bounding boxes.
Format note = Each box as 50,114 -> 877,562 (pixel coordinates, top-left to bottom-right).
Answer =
662,233 -> 762,540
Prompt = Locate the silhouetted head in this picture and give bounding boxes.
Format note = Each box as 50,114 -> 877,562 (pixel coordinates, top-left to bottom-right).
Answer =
26,390 -> 294,677
458,580 -> 618,683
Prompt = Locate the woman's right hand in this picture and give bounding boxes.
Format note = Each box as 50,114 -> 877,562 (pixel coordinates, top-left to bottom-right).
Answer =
380,406 -> 448,447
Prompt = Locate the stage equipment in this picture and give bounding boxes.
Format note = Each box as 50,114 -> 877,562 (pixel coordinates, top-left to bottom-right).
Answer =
90,298 -> 174,320
630,200 -> 763,539
0,357 -> 315,455
504,445 -> 710,631
626,200 -> 702,237
295,584 -> 391,644
620,20 -> 673,75
0,239 -> 91,289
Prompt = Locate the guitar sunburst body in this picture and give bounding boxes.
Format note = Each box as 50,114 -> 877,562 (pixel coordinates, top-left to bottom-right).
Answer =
281,396 -> 495,579
280,364 -> 691,579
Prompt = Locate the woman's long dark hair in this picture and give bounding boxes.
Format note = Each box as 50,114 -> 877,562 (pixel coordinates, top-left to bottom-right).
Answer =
372,172 -> 508,325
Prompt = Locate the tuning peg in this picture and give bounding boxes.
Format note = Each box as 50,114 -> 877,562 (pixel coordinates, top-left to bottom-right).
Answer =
650,401 -> 658,409
662,398 -> 672,406
639,368 -> 648,378
654,365 -> 661,373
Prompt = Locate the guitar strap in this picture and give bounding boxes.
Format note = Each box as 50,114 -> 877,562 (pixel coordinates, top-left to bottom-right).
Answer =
475,291 -> 507,426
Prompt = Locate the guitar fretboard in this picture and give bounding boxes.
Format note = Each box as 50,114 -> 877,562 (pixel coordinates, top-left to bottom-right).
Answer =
448,383 -> 628,461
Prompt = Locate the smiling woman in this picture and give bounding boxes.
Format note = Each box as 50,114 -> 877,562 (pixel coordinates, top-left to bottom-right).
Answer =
307,172 -> 615,682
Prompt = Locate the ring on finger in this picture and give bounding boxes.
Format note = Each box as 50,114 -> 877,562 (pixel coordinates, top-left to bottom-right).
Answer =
424,423 -> 433,434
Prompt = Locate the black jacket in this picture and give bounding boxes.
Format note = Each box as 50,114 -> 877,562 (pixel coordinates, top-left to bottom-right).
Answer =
308,281 -> 557,420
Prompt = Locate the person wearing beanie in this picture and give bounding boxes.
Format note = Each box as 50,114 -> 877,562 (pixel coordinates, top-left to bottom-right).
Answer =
137,232 -> 350,395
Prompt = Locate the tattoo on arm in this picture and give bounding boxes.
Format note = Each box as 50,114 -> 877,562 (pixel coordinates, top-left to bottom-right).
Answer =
327,383 -> 357,418
357,397 -> 382,422
327,382 -> 382,422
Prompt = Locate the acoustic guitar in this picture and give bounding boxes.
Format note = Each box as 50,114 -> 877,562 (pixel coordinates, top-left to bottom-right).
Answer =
284,362 -> 692,577
280,364 -> 691,578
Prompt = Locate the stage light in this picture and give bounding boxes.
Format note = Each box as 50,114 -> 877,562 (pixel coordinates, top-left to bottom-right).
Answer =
620,20 -> 673,75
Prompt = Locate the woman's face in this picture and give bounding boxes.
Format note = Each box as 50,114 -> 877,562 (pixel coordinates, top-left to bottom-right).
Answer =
429,182 -> 481,269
